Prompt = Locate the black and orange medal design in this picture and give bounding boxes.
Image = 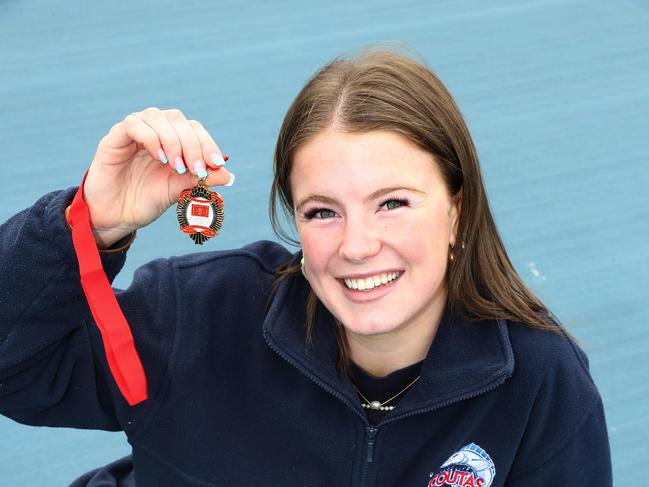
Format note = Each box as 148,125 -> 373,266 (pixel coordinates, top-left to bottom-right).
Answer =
176,179 -> 224,245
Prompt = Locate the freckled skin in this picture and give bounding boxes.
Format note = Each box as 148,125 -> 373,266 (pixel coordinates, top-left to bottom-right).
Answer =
291,129 -> 460,374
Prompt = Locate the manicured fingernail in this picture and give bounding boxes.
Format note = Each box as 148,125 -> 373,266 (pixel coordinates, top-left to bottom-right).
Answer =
211,153 -> 226,166
175,157 -> 186,174
224,172 -> 235,187
194,160 -> 208,178
158,148 -> 168,164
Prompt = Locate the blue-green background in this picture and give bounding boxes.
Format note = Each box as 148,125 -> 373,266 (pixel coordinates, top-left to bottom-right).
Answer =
1,0 -> 647,484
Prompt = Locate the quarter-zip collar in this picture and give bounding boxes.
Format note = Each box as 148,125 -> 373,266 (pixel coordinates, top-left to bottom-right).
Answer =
263,268 -> 515,418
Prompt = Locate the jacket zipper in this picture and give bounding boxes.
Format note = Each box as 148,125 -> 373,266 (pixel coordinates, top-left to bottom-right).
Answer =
359,426 -> 377,486
264,333 -> 380,486
264,331 -> 510,486
357,376 -> 509,487
365,426 -> 377,462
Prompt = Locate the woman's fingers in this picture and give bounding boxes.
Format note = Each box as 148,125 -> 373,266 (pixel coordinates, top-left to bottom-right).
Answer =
188,120 -> 228,169
204,167 -> 234,188
188,119 -> 235,187
117,113 -> 164,162
137,107 -> 182,168
160,108 -> 207,177
108,108 -> 234,186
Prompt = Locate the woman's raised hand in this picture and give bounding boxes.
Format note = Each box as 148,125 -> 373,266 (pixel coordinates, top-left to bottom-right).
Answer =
71,108 -> 233,248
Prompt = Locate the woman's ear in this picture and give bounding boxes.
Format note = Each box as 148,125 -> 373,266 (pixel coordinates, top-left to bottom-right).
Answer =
449,189 -> 462,246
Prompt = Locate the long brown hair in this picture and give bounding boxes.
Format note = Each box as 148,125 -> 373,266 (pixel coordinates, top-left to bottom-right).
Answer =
269,47 -> 559,367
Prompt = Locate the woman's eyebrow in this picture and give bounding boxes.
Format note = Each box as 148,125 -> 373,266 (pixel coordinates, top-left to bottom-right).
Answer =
295,195 -> 338,212
367,185 -> 425,200
295,186 -> 424,212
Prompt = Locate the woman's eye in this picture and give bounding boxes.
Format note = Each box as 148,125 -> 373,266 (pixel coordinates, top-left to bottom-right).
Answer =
304,208 -> 336,219
380,198 -> 409,210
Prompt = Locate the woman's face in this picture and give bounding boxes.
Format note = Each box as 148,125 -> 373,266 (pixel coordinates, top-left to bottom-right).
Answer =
291,129 -> 460,339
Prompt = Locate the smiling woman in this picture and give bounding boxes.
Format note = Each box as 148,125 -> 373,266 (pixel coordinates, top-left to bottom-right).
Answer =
0,48 -> 611,486
270,50 -> 568,373
292,130 -> 459,375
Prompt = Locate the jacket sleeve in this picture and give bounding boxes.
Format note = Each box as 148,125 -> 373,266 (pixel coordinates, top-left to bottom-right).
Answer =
0,188 -> 175,433
505,337 -> 612,486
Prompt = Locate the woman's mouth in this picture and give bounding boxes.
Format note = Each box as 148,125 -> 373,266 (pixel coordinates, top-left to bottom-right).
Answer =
342,271 -> 402,291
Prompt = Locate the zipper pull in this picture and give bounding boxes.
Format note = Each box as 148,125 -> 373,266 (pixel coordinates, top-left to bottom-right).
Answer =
366,426 -> 377,463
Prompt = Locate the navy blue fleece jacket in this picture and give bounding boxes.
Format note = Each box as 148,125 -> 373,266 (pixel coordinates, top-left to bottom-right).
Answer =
0,188 -> 612,486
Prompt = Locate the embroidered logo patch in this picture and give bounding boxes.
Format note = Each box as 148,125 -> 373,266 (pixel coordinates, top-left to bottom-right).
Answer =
428,443 -> 495,487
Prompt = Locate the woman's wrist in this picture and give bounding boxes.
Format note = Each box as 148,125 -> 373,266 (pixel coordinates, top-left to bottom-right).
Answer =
64,205 -> 136,251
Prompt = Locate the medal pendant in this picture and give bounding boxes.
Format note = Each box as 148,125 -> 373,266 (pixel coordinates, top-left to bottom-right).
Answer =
176,179 -> 224,245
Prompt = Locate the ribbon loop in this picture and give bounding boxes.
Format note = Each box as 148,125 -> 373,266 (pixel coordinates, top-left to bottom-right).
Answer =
68,171 -> 148,406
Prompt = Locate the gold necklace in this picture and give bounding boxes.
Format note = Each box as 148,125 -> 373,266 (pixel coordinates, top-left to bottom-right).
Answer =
352,375 -> 421,411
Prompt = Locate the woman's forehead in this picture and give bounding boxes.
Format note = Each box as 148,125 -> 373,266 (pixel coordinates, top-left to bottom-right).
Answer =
290,130 -> 447,204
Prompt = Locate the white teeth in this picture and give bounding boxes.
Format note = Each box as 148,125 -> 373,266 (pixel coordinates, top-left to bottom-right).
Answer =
343,272 -> 400,291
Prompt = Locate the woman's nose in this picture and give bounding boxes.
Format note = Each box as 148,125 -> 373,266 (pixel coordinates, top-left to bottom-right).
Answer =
338,217 -> 381,263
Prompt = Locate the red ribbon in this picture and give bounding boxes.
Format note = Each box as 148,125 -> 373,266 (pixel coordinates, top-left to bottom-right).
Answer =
67,171 -> 148,406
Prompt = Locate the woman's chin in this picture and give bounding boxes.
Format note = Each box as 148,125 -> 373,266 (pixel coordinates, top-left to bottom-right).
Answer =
338,318 -> 400,338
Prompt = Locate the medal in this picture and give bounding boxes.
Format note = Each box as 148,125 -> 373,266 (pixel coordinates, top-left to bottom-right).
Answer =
176,178 -> 224,245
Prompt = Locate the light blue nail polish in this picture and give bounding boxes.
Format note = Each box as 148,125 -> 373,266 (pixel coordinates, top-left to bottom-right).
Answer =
175,157 -> 186,174
196,166 -> 208,179
158,149 -> 168,164
212,153 -> 226,166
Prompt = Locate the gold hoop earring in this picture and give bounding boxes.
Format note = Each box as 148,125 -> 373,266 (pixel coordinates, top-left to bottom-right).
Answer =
301,256 -> 306,278
449,239 -> 466,262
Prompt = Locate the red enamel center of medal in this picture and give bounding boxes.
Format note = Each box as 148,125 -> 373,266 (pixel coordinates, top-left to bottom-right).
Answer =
192,204 -> 209,217
186,200 -> 214,227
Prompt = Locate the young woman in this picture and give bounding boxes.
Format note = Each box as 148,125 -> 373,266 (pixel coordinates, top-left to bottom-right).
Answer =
0,49 -> 611,486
